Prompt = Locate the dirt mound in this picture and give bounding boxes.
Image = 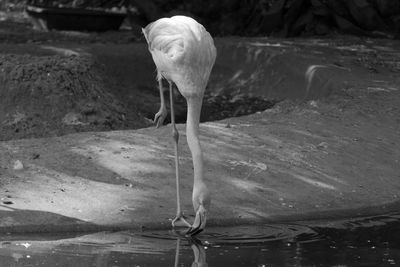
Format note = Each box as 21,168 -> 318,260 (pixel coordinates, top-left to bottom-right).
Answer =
0,54 -> 147,141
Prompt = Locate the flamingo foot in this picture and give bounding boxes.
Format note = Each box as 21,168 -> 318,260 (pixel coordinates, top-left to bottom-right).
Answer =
154,106 -> 167,128
186,205 -> 207,236
172,213 -> 192,228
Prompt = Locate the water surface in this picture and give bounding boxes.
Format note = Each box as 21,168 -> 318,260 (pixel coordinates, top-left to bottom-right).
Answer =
0,213 -> 399,266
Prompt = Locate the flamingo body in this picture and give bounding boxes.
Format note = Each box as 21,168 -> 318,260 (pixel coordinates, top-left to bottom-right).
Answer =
143,16 -> 216,97
142,16 -> 216,235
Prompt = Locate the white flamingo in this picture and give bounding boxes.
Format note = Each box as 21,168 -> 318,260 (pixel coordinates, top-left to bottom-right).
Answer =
142,16 -> 217,235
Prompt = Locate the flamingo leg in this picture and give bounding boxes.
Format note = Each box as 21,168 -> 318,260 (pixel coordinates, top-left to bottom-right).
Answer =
170,81 -> 191,229
174,238 -> 181,267
154,78 -> 168,128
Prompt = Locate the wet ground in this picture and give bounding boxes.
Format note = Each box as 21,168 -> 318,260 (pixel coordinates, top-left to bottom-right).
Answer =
0,213 -> 399,266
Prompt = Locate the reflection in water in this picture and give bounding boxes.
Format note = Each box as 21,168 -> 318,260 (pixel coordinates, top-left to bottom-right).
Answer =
190,238 -> 207,267
0,214 -> 399,266
174,236 -> 208,267
174,238 -> 180,267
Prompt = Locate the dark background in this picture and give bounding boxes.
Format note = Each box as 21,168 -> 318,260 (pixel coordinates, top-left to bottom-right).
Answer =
13,0 -> 400,38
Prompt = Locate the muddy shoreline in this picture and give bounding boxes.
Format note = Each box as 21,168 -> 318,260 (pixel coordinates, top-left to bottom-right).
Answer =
0,19 -> 399,233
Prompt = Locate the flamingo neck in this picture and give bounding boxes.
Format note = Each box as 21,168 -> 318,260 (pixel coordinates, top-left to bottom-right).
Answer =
186,96 -> 205,188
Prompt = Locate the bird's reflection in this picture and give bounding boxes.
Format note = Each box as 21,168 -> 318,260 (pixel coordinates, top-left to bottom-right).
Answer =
173,231 -> 207,267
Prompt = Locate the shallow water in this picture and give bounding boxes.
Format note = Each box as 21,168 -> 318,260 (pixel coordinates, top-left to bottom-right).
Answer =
0,214 -> 399,267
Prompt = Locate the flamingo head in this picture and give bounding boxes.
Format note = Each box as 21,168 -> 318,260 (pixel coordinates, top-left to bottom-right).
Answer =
187,183 -> 211,236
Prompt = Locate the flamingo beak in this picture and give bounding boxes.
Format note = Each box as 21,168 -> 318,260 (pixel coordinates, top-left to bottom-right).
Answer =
186,205 -> 207,236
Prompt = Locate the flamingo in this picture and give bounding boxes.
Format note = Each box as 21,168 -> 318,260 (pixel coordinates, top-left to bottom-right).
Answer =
142,16 -> 217,235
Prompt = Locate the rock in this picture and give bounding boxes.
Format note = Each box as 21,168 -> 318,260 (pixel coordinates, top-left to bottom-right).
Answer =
165,9 -> 196,19
334,14 -> 367,35
310,0 -> 330,17
62,112 -> 87,126
310,0 -> 324,7
283,0 -> 307,36
290,9 -> 314,36
314,20 -> 330,35
246,0 -> 285,35
251,0 -> 286,35
317,142 -> 329,149
392,15 -> 400,33
128,0 -> 162,22
312,6 -> 330,17
374,0 -> 400,17
325,0 -> 351,17
218,13 -> 241,35
13,160 -> 24,170
309,100 -> 318,108
344,0 -> 387,31
285,0 -> 306,17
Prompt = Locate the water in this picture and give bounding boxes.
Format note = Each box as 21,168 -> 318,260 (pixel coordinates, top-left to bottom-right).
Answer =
0,214 -> 399,266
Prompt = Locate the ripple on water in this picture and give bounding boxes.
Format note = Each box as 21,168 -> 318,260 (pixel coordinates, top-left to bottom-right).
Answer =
134,223 -> 318,246
0,213 -> 399,264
